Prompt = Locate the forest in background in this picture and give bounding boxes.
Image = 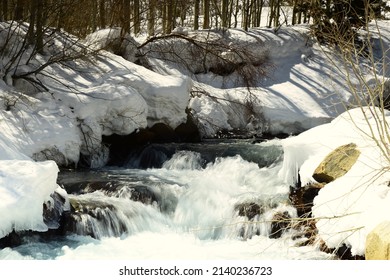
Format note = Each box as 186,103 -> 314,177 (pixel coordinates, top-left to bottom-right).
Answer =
0,1 -> 389,43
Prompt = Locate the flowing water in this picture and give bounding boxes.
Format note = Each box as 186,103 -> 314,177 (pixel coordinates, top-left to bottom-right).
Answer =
0,139 -> 333,260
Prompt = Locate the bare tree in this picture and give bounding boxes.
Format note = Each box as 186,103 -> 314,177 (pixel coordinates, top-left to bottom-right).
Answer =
134,0 -> 140,34
148,0 -> 157,36
203,0 -> 210,29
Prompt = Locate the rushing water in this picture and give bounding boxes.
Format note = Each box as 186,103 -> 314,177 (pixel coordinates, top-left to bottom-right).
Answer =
0,139 -> 333,260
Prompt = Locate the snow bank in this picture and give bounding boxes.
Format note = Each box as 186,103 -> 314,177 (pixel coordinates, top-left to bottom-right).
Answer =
37,50 -> 190,160
190,80 -> 333,138
0,160 -> 59,239
0,89 -> 65,238
1,22 -> 191,167
0,82 -> 81,165
140,25 -> 353,137
98,52 -> 192,128
280,107 -> 390,255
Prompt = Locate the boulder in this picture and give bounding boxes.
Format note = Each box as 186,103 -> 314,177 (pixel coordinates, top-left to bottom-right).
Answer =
313,143 -> 360,183
0,230 -> 22,249
289,182 -> 325,217
270,211 -> 292,239
365,221 -> 390,260
43,190 -> 69,229
235,202 -> 264,220
234,202 -> 267,239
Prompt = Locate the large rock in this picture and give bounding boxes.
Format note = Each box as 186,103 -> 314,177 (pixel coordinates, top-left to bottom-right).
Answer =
313,143 -> 360,183
366,221 -> 390,260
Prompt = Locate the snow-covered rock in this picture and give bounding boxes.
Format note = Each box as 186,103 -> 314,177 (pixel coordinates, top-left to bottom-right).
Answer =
280,107 -> 390,256
0,160 -> 59,239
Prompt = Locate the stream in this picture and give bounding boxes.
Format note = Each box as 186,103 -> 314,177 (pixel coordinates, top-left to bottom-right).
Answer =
0,139 -> 333,260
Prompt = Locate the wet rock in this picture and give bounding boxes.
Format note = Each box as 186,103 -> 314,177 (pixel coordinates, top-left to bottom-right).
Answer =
334,244 -> 364,260
32,147 -> 73,167
43,189 -> 70,229
235,202 -> 264,220
66,198 -> 127,239
289,182 -> 325,217
62,179 -> 159,205
234,202 -> 266,240
313,143 -> 360,183
174,113 -> 201,142
127,185 -> 158,205
0,230 -> 22,249
270,211 -> 292,239
149,123 -> 178,143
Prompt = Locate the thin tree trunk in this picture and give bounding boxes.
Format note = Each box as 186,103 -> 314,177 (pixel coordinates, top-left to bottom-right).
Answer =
99,0 -> 106,28
1,0 -> 8,20
233,0 -> 239,28
194,0 -> 199,30
203,0 -> 210,29
134,0 -> 140,34
122,0 -> 131,35
27,0 -> 36,45
268,0 -> 275,27
36,0 -> 44,53
256,0 -> 264,27
14,0 -> 25,20
166,0 -> 173,33
148,0 -> 156,36
221,0 -> 228,28
162,0 -> 167,34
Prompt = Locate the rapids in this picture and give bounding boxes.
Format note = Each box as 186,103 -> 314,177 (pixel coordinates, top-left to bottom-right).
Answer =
0,139 -> 333,260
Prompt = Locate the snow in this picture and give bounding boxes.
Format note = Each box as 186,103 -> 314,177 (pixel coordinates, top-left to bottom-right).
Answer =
280,108 -> 390,255
145,25 -> 354,137
0,159 -> 59,239
1,17 -> 390,259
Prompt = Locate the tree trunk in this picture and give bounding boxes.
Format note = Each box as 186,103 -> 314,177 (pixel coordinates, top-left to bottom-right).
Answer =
92,0 -> 97,32
256,0 -> 264,27
275,0 -> 280,27
122,0 -> 131,35
133,0 -> 140,34
221,0 -> 228,28
203,0 -> 210,29
36,0 -> 44,53
148,0 -> 156,36
1,0 -> 8,20
242,0 -> 250,31
14,0 -> 25,20
27,0 -> 36,45
268,0 -> 275,27
166,0 -> 174,33
233,0 -> 239,28
194,0 -> 199,30
98,0 -> 106,28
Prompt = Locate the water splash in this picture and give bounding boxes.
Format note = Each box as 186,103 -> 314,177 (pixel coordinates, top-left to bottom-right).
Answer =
162,150 -> 204,170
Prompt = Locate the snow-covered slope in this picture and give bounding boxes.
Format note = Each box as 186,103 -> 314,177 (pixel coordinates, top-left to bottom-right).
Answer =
141,25 -> 356,137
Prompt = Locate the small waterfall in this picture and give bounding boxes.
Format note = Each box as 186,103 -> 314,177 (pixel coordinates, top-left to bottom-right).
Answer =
67,193 -> 173,239
124,145 -> 173,168
71,206 -> 127,239
162,151 -> 204,170
62,140 -> 291,241
118,140 -> 284,169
